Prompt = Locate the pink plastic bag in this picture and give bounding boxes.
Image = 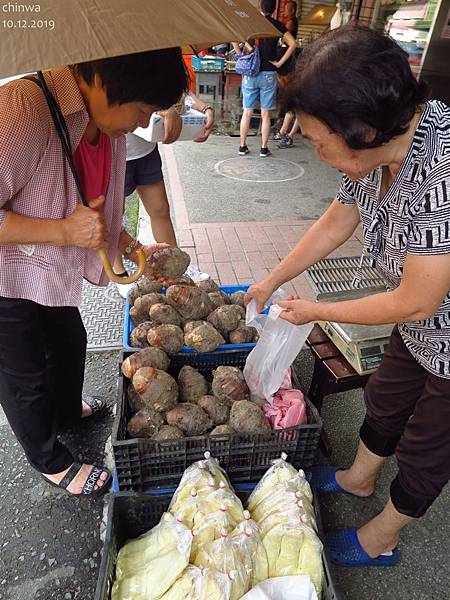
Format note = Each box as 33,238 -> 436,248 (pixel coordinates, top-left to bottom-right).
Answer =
263,369 -> 307,429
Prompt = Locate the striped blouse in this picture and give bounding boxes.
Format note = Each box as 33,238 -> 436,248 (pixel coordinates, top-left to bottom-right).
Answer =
0,67 -> 125,307
337,100 -> 450,378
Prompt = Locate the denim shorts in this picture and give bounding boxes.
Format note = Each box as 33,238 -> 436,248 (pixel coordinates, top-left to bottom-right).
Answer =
241,70 -> 278,110
124,145 -> 163,197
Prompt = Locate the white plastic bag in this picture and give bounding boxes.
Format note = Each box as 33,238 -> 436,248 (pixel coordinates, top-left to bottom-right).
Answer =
244,291 -> 313,404
240,575 -> 318,600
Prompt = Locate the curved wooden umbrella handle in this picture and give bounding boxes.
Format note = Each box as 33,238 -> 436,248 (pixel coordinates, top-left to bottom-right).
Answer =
97,248 -> 147,284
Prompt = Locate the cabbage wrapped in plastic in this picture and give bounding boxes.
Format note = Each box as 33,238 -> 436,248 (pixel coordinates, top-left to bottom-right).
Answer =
251,484 -> 316,531
112,513 -> 192,600
160,566 -> 232,600
206,483 -> 246,526
257,501 -> 316,538
190,505 -> 238,559
169,452 -> 230,511
247,454 -> 300,512
231,514 -> 269,587
262,521 -> 323,598
194,531 -> 250,599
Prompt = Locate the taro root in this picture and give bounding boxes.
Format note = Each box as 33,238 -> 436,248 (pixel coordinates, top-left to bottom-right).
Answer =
235,305 -> 246,320
229,321 -> 256,345
212,366 -> 250,406
166,285 -> 212,320
127,407 -> 165,438
230,400 -> 271,434
128,279 -> 164,306
149,303 -> 182,327
166,403 -> 213,435
130,321 -> 155,348
210,424 -> 233,436
207,305 -> 242,337
208,291 -> 231,310
146,247 -> 191,280
130,292 -> 167,324
121,347 -> 170,379
184,323 -> 225,353
132,367 -> 178,412
183,320 -> 208,334
178,366 -> 208,403
152,425 -> 185,441
198,395 -> 230,425
147,324 -> 184,354
230,291 -> 246,308
196,279 -> 219,293
127,384 -> 146,412
171,275 -> 196,286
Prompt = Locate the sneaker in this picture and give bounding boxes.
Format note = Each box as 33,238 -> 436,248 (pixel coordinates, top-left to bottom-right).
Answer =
185,264 -> 210,282
114,271 -> 132,300
238,145 -> 250,156
115,282 -> 133,300
271,130 -> 283,141
278,134 -> 293,148
260,147 -> 272,157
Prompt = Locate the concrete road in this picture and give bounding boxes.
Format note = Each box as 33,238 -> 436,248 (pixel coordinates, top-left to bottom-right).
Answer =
168,135 -> 342,223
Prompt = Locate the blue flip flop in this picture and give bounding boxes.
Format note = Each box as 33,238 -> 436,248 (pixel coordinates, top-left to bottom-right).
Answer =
326,528 -> 399,567
309,466 -> 352,494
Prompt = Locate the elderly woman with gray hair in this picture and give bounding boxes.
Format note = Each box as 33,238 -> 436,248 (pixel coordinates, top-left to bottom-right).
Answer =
246,26 -> 450,566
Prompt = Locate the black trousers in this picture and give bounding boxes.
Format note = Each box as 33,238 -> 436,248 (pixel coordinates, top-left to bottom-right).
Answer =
360,326 -> 450,518
0,296 -> 87,474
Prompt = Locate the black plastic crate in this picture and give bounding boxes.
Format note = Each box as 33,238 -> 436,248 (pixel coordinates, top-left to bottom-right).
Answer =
112,351 -> 322,492
94,488 -> 340,600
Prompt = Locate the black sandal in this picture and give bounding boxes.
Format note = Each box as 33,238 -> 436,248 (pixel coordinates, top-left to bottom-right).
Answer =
82,396 -> 107,419
42,462 -> 111,497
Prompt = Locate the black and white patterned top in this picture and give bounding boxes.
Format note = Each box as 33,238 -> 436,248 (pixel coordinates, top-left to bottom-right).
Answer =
337,100 -> 450,378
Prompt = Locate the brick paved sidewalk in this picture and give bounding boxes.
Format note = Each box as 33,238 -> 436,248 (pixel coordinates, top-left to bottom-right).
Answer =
177,221 -> 364,297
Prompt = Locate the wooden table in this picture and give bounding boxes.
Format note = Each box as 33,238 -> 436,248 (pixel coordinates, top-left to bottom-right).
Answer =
306,324 -> 372,456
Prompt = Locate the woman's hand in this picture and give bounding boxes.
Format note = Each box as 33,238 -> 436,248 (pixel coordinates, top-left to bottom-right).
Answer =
63,195 -> 109,250
159,107 -> 183,144
277,298 -> 317,325
244,280 -> 276,313
195,108 -> 215,143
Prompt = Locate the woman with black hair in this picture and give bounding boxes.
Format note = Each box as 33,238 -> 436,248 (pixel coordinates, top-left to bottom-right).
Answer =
246,26 -> 450,566
0,48 -> 188,497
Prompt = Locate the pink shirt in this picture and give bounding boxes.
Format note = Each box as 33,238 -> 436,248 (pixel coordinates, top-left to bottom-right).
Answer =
73,132 -> 112,203
0,67 -> 126,307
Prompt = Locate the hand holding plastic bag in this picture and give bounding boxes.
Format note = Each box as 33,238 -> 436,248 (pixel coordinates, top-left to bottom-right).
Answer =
240,575 -> 318,600
244,291 -> 313,405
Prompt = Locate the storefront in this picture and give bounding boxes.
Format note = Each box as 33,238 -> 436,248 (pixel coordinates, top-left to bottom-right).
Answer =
365,0 -> 450,103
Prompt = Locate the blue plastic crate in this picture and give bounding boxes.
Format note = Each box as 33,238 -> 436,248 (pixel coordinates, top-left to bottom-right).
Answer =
123,284 -> 258,353
192,55 -> 225,72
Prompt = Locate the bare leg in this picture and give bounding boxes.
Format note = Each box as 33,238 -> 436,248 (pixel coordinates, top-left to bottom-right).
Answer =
280,111 -> 294,135
113,251 -> 126,275
261,109 -> 271,149
357,498 -> 414,557
335,440 -> 386,497
288,117 -> 301,140
137,181 -> 177,246
240,108 -> 253,147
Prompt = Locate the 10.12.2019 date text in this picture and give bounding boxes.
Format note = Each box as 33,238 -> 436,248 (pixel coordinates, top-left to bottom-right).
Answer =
1,18 -> 55,28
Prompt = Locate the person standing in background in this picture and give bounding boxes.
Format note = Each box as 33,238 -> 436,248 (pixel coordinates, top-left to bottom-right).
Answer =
285,0 -> 299,38
114,92 -> 214,294
233,0 -> 296,157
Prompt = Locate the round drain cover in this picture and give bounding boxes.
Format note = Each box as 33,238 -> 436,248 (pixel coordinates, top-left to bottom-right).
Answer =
214,157 -> 305,183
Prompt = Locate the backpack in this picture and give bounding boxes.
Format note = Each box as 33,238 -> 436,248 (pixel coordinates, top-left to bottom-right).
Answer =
235,45 -> 260,77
